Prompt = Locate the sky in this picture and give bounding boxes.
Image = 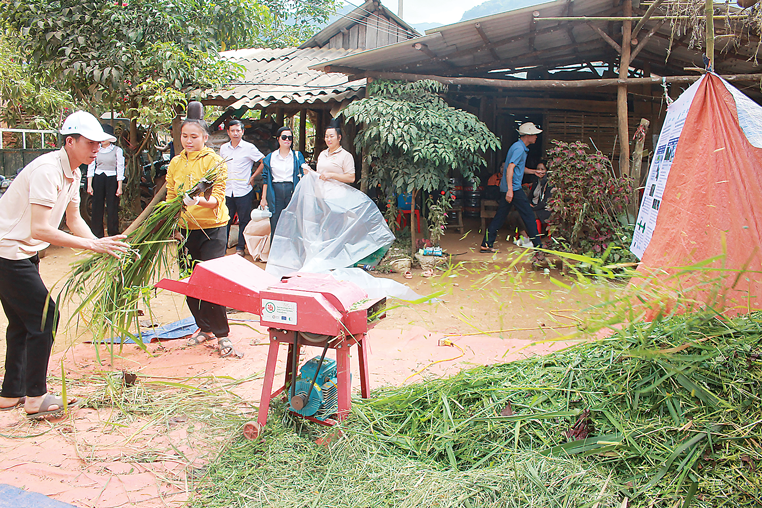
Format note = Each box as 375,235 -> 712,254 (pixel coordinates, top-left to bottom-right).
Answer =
374,0 -> 486,25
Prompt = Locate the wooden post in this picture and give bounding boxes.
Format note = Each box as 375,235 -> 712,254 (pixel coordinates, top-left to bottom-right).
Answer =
171,112 -> 182,152
706,0 -> 715,70
315,110 -> 325,162
410,188 -> 417,256
360,152 -> 370,193
630,118 -> 650,216
276,108 -> 284,127
299,109 -> 307,153
617,0 -> 632,177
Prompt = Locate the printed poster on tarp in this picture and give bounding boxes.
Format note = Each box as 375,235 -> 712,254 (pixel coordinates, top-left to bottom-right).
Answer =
630,77 -> 703,259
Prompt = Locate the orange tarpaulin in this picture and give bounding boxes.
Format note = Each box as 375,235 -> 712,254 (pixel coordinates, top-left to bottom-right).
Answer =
635,74 -> 762,316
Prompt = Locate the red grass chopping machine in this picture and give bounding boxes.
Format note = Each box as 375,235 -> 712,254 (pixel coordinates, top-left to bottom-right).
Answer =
156,255 -> 386,439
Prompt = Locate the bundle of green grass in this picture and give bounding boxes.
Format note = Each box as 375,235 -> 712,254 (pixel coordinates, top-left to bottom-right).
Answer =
195,312 -> 761,508
58,168 -> 221,362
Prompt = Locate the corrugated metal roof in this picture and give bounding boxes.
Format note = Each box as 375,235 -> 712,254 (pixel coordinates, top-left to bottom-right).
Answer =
207,47 -> 367,110
312,0 -> 761,78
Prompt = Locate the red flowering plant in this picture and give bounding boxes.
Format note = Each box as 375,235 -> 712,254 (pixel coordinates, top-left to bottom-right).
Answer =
546,140 -> 636,263
384,196 -> 399,235
425,189 -> 455,246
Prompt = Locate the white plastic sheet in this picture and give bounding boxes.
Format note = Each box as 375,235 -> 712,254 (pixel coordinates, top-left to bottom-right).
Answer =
266,171 -> 395,278
328,268 -> 423,302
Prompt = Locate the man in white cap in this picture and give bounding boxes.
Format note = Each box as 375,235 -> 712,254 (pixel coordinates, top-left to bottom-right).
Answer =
0,111 -> 129,418
481,122 -> 546,263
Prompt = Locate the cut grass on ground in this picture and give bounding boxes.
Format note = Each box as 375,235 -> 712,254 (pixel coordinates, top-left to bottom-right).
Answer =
192,311 -> 761,508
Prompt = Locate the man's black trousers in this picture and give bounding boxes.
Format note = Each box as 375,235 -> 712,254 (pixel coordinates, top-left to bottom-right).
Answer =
0,254 -> 58,398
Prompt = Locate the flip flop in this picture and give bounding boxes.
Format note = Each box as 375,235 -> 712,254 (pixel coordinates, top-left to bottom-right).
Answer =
0,396 -> 25,411
404,271 -> 413,279
421,269 -> 434,277
480,246 -> 498,253
26,393 -> 78,420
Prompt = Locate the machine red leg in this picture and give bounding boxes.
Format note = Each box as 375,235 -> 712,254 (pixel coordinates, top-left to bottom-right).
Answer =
335,344 -> 352,421
257,338 -> 281,429
357,334 -> 371,399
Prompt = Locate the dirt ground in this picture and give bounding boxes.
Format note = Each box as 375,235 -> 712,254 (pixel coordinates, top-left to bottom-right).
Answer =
0,217 -> 618,507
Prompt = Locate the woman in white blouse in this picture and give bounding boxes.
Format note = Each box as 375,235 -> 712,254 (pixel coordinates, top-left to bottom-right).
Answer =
86,124 -> 125,237
314,125 -> 355,183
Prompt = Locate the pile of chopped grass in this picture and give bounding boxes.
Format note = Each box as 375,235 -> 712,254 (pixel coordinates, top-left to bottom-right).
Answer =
192,409 -> 619,508
193,312 -> 761,507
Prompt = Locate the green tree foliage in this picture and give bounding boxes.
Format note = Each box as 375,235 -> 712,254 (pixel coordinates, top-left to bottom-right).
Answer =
343,80 -> 500,196
343,79 -> 499,250
259,0 -> 341,47
2,0 -> 255,99
0,33 -> 74,129
1,0 -> 337,210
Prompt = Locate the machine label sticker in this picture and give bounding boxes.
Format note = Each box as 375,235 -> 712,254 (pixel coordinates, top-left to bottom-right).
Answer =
261,299 -> 297,325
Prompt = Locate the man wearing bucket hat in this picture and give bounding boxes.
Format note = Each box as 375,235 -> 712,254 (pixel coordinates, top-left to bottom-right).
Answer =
0,111 -> 129,419
481,122 -> 546,264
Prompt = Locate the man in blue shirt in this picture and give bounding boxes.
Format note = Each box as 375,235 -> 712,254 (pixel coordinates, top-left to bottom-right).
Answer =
481,122 -> 546,263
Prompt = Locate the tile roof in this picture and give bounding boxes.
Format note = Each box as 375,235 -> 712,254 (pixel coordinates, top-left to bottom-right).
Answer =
207,47 -> 367,110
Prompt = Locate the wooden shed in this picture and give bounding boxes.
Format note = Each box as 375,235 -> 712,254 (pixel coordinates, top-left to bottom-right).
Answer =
312,0 -> 762,184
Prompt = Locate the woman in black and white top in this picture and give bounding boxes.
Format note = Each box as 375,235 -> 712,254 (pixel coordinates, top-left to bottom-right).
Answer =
86,124 -> 125,237
260,126 -> 309,238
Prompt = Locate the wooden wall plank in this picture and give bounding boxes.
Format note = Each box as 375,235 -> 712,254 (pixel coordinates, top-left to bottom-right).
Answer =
359,22 -> 366,49
365,14 -> 378,49
376,15 -> 389,48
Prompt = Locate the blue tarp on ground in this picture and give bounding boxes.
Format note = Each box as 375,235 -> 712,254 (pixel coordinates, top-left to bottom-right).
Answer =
0,484 -> 77,508
98,316 -> 198,344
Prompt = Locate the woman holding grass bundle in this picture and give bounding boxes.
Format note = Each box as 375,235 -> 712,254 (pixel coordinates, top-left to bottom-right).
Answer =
165,103 -> 242,359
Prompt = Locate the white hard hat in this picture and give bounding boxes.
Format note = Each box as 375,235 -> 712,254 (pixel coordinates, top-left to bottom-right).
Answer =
60,111 -> 117,143
518,122 -> 543,136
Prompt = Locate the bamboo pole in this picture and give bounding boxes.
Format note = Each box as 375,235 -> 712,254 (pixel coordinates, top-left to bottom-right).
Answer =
706,0 -> 715,70
587,21 -> 621,53
630,20 -> 665,64
618,0 -> 632,177
631,0 -> 664,40
362,71 -> 762,89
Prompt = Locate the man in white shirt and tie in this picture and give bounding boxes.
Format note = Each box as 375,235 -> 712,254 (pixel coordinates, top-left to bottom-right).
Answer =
219,120 -> 264,256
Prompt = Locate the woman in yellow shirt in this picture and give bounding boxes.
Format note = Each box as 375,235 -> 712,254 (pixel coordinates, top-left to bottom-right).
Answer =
165,113 -> 242,358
